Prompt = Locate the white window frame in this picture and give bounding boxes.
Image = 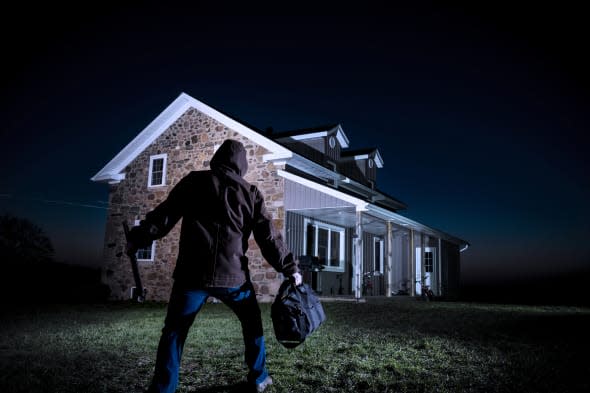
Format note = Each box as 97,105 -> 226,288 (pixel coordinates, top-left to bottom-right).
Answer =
148,153 -> 167,188
134,220 -> 155,262
303,218 -> 345,272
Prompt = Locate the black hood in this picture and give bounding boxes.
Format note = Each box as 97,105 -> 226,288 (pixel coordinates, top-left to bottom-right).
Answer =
210,139 -> 248,177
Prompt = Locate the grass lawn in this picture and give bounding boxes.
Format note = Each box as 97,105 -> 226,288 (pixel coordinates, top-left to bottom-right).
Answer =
1,298 -> 589,393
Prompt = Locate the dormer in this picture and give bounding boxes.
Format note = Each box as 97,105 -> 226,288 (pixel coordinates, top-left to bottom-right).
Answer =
339,148 -> 384,189
273,124 -> 350,169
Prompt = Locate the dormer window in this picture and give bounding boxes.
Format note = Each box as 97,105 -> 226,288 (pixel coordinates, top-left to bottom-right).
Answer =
148,154 -> 167,187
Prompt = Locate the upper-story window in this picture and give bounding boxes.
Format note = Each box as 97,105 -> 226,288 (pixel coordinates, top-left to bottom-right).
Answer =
148,154 -> 167,187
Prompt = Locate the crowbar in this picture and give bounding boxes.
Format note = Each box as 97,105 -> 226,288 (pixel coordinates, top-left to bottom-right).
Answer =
122,221 -> 146,302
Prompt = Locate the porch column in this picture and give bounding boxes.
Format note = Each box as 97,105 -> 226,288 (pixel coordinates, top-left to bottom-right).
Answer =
421,233 -> 425,295
354,208 -> 363,300
437,237 -> 442,297
386,221 -> 393,297
409,229 -> 415,296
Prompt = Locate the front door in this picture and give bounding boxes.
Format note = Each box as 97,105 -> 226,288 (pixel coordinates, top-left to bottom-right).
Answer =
415,247 -> 435,295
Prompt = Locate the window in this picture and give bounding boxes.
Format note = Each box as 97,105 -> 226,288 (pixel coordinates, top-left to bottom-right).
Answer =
304,219 -> 345,272
136,243 -> 155,261
424,250 -> 433,273
134,220 -> 155,262
148,154 -> 167,187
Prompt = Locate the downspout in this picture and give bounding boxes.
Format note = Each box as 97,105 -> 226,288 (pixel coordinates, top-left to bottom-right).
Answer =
386,221 -> 393,297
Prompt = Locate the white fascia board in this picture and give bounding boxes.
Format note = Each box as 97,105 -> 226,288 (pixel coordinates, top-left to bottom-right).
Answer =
91,172 -> 126,184
91,92 -> 292,183
374,149 -> 384,168
91,94 -> 192,183
332,124 -> 350,148
278,169 -> 368,210
289,131 -> 328,140
366,204 -> 467,246
350,151 -> 383,168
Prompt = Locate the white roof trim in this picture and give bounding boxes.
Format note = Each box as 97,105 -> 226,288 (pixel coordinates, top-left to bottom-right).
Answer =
332,124 -> 350,148
277,169 -> 368,210
290,131 -> 328,140
366,204 -> 468,247
91,92 -> 292,183
372,150 -> 384,167
342,149 -> 384,168
276,124 -> 350,149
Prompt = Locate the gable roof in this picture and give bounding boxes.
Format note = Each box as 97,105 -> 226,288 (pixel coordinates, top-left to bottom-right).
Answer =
340,147 -> 384,168
90,92 -> 292,184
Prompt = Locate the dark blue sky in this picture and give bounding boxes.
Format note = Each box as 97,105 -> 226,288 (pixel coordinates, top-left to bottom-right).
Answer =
1,5 -> 588,285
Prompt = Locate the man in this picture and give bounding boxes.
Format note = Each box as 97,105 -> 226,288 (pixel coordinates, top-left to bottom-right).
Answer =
127,139 -> 302,393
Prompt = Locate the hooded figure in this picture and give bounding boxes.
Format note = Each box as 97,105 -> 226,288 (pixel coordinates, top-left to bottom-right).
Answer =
131,139 -> 298,288
127,139 -> 300,393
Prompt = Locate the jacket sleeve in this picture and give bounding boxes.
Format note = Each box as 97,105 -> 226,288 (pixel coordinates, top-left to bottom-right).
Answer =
138,176 -> 189,241
252,188 -> 299,276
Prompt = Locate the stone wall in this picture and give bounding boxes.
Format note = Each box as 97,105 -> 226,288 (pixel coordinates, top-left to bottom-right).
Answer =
101,108 -> 286,302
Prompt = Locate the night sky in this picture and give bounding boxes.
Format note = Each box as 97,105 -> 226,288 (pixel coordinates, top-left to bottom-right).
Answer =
1,4 -> 588,289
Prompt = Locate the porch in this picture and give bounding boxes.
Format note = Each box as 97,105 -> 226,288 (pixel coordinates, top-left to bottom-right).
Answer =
282,173 -> 464,300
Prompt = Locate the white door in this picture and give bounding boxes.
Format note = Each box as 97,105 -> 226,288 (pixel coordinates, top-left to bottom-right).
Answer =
415,247 -> 435,295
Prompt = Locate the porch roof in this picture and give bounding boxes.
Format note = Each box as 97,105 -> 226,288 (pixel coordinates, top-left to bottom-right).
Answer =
280,167 -> 469,249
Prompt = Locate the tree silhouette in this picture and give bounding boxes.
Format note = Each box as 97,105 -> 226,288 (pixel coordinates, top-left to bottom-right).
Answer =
0,214 -> 54,264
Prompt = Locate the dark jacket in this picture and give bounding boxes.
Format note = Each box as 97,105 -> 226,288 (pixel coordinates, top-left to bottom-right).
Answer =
137,139 -> 298,288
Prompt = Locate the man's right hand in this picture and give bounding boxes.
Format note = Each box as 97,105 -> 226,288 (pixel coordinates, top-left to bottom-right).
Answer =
126,225 -> 152,255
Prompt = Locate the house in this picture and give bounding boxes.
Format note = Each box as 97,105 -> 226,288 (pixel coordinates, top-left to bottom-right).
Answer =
91,92 -> 469,302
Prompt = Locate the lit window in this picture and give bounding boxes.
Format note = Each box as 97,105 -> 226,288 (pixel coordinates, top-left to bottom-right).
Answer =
136,244 -> 155,261
304,219 -> 345,272
134,220 -> 155,262
148,154 -> 167,187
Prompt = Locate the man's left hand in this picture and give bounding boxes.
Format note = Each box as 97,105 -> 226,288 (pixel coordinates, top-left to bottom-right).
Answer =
290,272 -> 303,286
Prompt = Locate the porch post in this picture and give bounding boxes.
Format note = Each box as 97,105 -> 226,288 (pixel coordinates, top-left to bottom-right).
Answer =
421,233 -> 425,295
354,208 -> 363,300
409,229 -> 415,296
437,237 -> 442,297
386,221 -> 393,297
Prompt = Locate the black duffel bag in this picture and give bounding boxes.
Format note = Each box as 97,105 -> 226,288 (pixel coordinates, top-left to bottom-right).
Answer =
271,280 -> 326,349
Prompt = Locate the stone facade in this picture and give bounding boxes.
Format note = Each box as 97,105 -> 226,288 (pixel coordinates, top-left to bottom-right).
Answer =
101,108 -> 286,302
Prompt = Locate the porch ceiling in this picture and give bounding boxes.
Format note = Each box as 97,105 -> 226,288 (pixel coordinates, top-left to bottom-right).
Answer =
288,207 -> 389,235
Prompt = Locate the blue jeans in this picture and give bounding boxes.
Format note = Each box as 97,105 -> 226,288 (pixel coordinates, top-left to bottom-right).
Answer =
148,281 -> 268,393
